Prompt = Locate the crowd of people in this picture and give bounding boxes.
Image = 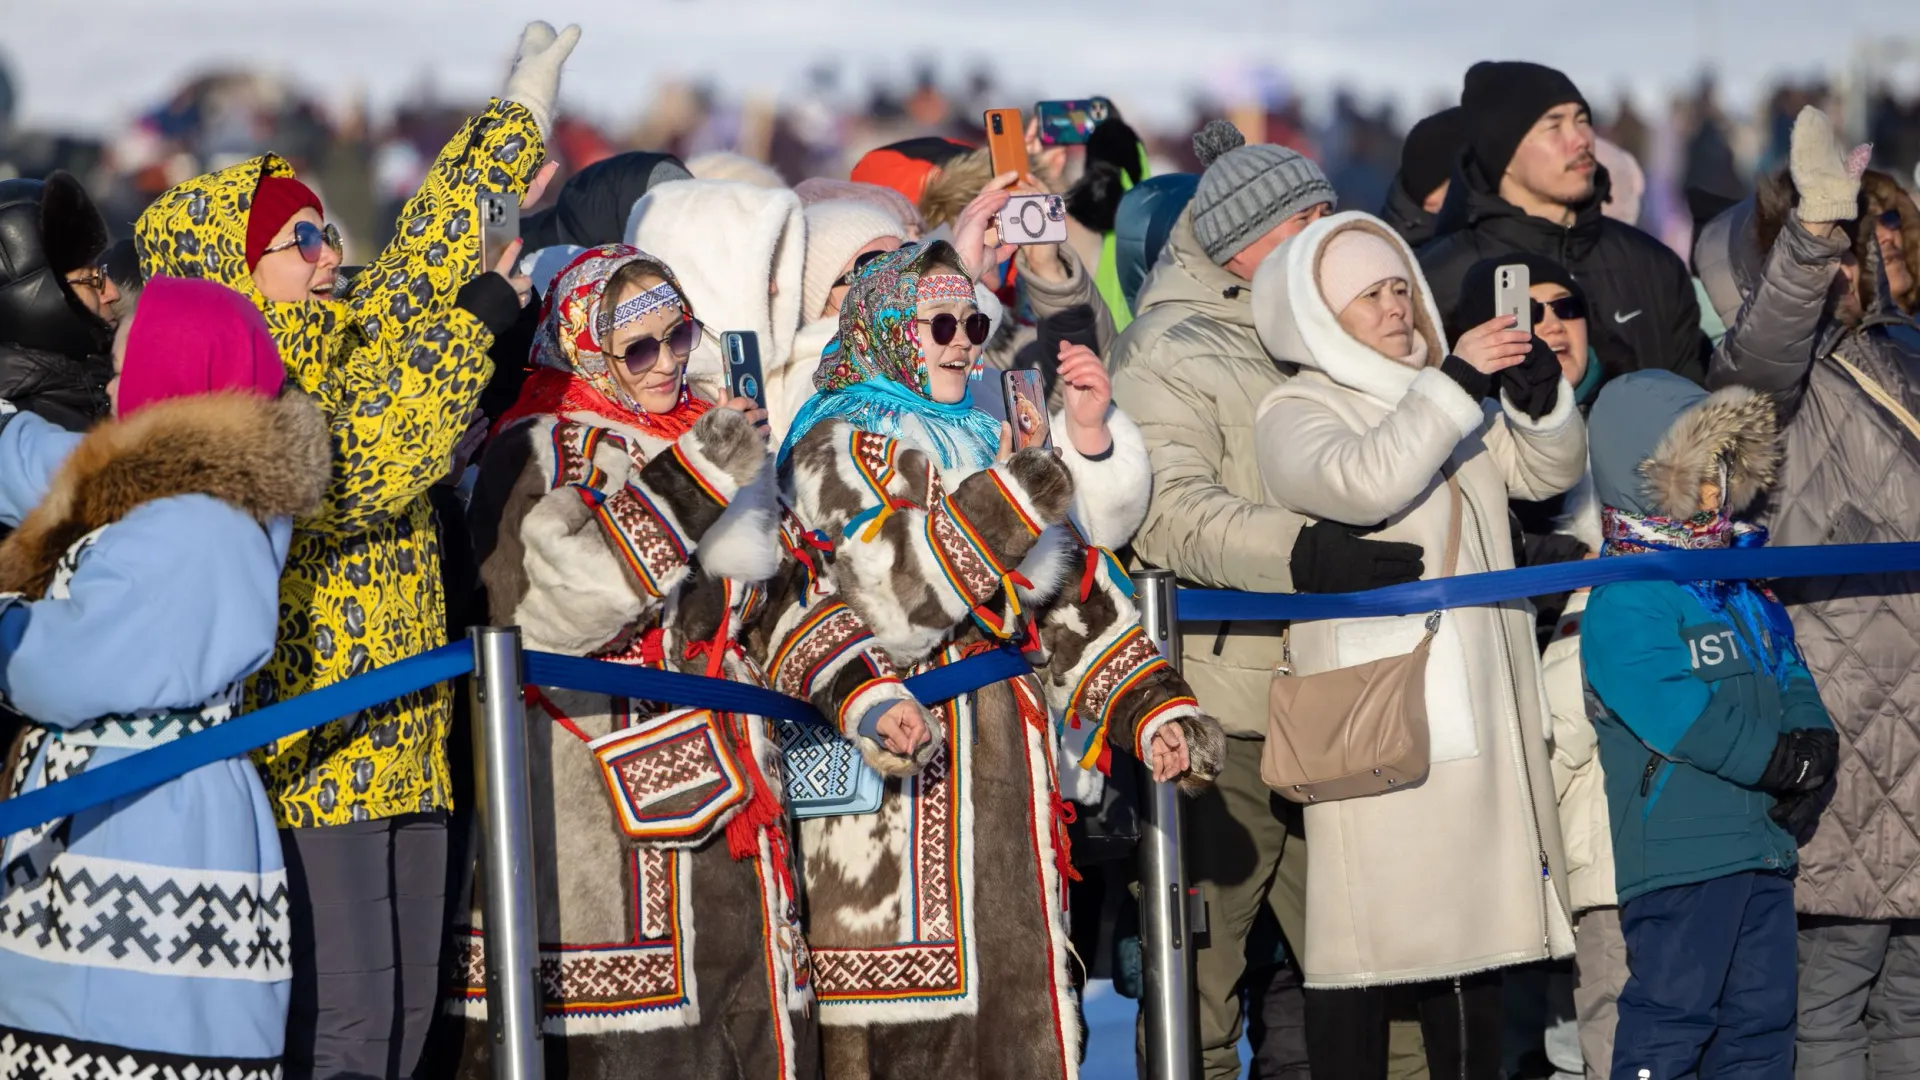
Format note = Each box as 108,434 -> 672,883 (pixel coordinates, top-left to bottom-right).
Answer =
0,18 -> 1918,1080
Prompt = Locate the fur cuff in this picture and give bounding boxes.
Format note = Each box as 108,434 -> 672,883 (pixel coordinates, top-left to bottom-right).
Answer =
697,461 -> 780,582
1500,377 -> 1578,434
1176,712 -> 1227,793
1407,366 -> 1487,438
1055,406 -> 1152,549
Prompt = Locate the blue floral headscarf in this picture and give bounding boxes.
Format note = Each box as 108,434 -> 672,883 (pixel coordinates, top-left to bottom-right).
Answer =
778,241 -> 1002,472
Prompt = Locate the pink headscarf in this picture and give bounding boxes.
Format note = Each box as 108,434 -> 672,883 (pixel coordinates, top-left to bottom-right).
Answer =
116,276 -> 286,417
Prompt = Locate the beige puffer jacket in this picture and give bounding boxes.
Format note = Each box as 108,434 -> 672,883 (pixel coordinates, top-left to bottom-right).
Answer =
1250,212 -> 1583,987
1109,207 -> 1306,737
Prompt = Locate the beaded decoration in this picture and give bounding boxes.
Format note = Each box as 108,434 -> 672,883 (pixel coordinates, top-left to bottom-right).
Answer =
611,282 -> 683,330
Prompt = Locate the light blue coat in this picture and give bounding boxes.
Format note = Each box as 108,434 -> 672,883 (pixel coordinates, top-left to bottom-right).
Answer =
0,410 -> 293,1065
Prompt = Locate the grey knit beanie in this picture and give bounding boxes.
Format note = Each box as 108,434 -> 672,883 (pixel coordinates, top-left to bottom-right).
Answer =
1190,120 -> 1337,265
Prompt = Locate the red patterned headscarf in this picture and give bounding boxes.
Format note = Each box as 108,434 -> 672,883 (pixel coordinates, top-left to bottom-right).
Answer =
497,244 -> 710,439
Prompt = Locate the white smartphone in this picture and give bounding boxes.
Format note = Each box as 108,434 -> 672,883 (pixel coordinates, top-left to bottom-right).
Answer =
1494,263 -> 1531,338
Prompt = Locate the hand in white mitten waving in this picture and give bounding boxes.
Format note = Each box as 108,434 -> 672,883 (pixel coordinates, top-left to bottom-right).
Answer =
1790,106 -> 1870,225
503,21 -> 582,138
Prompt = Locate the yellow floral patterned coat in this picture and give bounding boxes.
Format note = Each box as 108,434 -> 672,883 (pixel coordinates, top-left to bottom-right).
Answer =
133,99 -> 544,826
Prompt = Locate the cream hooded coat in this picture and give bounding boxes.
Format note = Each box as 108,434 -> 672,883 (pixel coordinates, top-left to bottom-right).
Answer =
1251,213 -> 1583,988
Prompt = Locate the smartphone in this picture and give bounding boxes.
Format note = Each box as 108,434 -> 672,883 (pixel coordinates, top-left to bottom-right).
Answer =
1034,98 -> 1113,146
1494,263 -> 1532,338
721,330 -> 766,409
478,191 -> 519,274
996,193 -> 1069,246
1002,368 -> 1051,451
983,108 -> 1031,182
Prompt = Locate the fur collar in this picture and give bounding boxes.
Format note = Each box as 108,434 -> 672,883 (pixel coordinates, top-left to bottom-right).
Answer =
0,391 -> 330,598
1642,384 -> 1780,518
1252,213 -> 1448,408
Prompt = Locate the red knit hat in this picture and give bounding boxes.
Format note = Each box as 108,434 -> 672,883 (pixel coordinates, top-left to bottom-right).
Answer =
246,175 -> 324,270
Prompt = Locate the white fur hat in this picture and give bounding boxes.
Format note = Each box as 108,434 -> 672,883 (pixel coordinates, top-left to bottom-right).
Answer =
801,200 -> 910,321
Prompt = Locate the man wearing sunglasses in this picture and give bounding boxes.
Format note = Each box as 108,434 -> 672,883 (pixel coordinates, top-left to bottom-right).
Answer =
0,171 -> 116,433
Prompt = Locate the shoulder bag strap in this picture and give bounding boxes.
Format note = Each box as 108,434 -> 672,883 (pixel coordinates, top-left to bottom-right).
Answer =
1830,352 -> 1920,443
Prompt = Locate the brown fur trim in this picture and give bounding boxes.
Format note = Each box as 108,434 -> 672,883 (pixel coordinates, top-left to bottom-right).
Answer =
0,391 -> 330,598
1639,384 -> 1780,519
1177,712 -> 1226,793
918,148 -> 994,230
1863,170 -> 1920,315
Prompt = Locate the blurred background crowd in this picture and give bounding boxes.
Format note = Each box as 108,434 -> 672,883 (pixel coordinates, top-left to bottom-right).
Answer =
3,27 -> 1918,269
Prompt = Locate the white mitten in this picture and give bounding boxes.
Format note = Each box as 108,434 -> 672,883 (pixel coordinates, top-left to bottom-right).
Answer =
502,21 -> 582,138
1789,106 -> 1868,225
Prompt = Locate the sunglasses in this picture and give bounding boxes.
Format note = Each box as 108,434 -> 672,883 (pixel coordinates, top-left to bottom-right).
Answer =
832,249 -> 893,290
916,312 -> 992,347
1530,295 -> 1586,324
618,316 -> 702,374
262,221 -> 343,264
1880,209 -> 1905,231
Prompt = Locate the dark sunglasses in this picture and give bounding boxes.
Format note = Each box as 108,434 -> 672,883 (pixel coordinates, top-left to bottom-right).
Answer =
1879,209 -> 1905,231
1530,295 -> 1586,324
832,249 -> 892,289
262,220 -> 343,264
619,316 -> 702,374
916,312 -> 991,347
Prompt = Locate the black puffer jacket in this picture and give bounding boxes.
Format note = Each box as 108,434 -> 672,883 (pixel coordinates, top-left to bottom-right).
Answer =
0,179 -> 111,431
1379,172 -> 1441,248
1418,157 -> 1709,386
520,151 -> 690,251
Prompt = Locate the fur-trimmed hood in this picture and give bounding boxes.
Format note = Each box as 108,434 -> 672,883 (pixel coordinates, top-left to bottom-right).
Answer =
1588,369 -> 1779,519
0,391 -> 330,598
626,179 -> 806,388
1252,212 -> 1450,407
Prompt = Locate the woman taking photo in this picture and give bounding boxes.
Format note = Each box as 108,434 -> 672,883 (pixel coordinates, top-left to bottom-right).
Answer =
453,244 -> 933,1080
0,277 -> 330,1076
778,241 -> 1224,1080
1250,213 -> 1586,1079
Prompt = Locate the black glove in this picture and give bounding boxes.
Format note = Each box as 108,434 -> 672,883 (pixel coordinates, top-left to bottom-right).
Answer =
1439,353 -> 1493,400
1290,520 -> 1426,594
456,272 -> 526,337
1768,788 -> 1827,846
1757,728 -> 1839,795
1498,338 -> 1563,420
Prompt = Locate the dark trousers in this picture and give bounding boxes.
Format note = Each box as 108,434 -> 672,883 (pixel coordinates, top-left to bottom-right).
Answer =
283,813 -> 450,1080
1613,870 -> 1796,1080
1304,972 -> 1504,1080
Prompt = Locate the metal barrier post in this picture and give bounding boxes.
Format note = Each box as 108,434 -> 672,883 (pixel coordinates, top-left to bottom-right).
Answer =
1134,570 -> 1196,1080
469,627 -> 545,1080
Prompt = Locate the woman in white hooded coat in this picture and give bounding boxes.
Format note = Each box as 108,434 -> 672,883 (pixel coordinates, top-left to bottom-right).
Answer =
1249,212 -> 1585,1079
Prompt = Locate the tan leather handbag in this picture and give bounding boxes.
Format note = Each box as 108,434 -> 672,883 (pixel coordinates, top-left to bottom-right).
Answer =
1260,476 -> 1460,804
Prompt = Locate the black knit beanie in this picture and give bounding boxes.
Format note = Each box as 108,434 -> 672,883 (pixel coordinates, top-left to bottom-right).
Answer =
1399,107 -> 1466,202
1453,253 -> 1585,331
1461,61 -> 1588,181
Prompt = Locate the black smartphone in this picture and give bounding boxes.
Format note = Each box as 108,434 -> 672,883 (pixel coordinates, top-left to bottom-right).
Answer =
721,330 -> 765,409
1001,368 -> 1051,450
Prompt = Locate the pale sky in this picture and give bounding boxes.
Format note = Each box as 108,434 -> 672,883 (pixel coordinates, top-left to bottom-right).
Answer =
4,0 -> 1913,135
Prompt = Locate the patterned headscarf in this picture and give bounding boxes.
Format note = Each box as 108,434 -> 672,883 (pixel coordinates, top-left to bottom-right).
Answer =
498,244 -> 710,438
780,241 -> 1002,472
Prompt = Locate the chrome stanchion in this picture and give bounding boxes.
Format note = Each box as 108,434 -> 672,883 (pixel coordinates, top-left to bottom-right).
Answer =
469,626 -> 545,1080
1134,570 -> 1196,1080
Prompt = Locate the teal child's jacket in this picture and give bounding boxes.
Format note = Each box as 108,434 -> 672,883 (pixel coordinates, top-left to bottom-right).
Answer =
1582,578 -> 1832,904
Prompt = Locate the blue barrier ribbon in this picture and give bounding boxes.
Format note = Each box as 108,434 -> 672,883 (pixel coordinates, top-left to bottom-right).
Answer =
0,642 -> 475,839
521,646 -> 1032,727
1175,542 -> 1920,622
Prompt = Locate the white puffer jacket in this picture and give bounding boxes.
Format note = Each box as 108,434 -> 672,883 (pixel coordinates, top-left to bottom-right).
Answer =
1250,212 -> 1585,988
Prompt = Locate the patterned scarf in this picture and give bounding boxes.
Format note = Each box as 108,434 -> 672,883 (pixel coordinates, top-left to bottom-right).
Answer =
1600,505 -> 1801,686
778,242 -> 1002,473
496,244 -> 711,440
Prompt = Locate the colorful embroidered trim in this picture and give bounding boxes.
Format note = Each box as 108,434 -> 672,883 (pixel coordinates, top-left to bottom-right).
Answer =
914,274 -> 976,305
770,601 -> 877,704
1068,627 -> 1173,769
1133,695 -> 1199,759
580,481 -> 689,597
667,442 -> 731,507
842,430 -> 914,542
611,282 -> 682,329
587,709 -> 749,842
925,495 -> 1031,638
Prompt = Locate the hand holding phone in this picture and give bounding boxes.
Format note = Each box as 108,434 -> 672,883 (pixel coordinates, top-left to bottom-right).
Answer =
1494,263 -> 1532,339
721,330 -> 766,409
1001,368 -> 1051,451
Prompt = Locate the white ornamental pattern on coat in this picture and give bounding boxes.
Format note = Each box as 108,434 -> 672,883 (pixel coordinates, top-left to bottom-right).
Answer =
0,851 -> 291,981
0,1027 -> 281,1080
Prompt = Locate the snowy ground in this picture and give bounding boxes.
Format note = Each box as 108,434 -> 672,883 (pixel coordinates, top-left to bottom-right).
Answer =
5,0 -> 1912,137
